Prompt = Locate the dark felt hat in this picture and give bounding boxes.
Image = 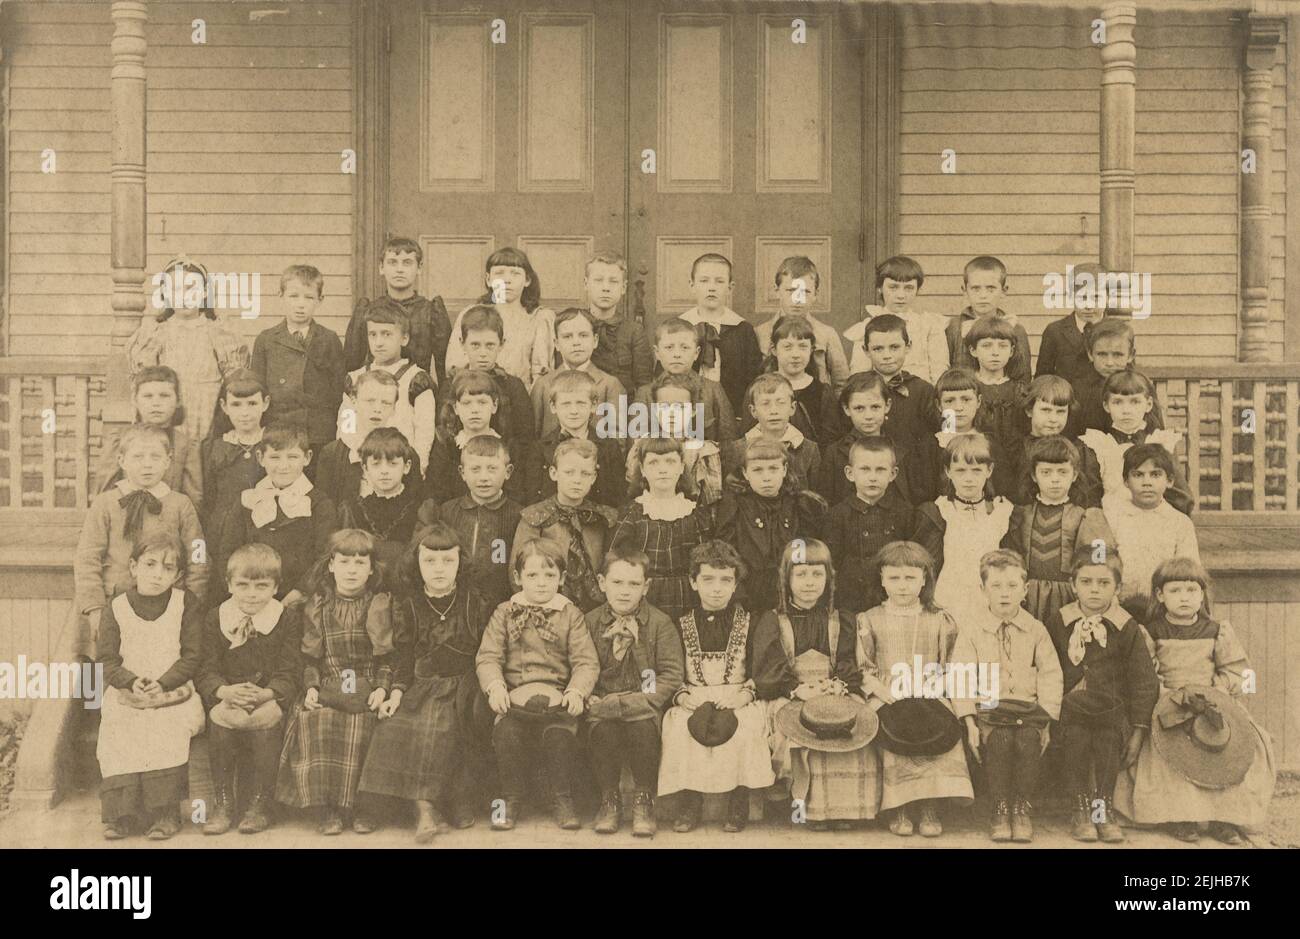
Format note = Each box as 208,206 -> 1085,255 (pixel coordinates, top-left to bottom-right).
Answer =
1152,686 -> 1256,789
507,682 -> 567,722
687,701 -> 739,748
775,695 -> 878,753
876,697 -> 962,756
978,697 -> 1052,728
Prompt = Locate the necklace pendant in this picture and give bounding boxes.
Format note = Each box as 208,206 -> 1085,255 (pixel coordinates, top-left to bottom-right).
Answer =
438,614 -> 446,622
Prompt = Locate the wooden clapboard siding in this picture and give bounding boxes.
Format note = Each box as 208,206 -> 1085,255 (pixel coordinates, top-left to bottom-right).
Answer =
1215,597 -> 1300,772
4,0 -> 355,357
896,4 -> 1279,365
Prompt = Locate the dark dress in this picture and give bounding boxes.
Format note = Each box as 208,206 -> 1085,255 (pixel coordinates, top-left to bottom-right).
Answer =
611,497 -> 715,622
974,378 -> 1027,459
338,487 -> 423,575
198,435 -> 264,534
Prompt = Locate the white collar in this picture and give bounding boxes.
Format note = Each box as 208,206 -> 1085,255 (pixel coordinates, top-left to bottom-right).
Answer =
681,306 -> 745,327
634,491 -> 696,521
223,428 -> 264,447
976,604 -> 1034,634
252,473 -> 313,497
745,422 -> 805,448
1058,598 -> 1130,630
361,481 -> 404,499
508,591 -> 572,612
219,597 -> 283,641
454,426 -> 501,449
114,479 -> 171,500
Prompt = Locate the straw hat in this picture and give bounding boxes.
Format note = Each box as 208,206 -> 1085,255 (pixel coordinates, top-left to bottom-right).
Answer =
1152,686 -> 1255,789
775,695 -> 878,753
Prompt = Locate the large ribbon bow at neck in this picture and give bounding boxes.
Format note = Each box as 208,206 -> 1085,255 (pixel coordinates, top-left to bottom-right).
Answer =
696,322 -> 720,369
603,614 -> 640,662
506,603 -> 558,643
241,483 -> 311,528
118,489 -> 163,539
1158,689 -> 1230,751
884,371 -> 910,395
1067,614 -> 1109,665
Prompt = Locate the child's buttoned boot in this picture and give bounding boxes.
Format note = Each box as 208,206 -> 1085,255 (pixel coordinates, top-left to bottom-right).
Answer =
1070,793 -> 1098,842
723,787 -> 750,833
989,799 -> 1012,842
593,790 -> 622,834
203,748 -> 234,836
673,790 -> 703,833
1010,798 -> 1034,843
1095,796 -> 1124,843
414,800 -> 440,844
632,791 -> 656,838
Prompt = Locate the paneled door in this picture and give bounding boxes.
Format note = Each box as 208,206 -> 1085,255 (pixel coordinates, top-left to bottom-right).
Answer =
627,2 -> 864,331
387,0 -> 628,316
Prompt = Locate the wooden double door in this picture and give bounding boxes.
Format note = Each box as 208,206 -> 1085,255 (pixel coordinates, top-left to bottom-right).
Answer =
386,0 -> 867,330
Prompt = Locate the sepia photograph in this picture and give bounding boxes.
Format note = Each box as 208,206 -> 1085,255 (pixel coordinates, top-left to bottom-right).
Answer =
0,0 -> 1295,904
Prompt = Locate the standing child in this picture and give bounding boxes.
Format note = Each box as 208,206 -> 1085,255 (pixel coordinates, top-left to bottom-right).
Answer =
753,539 -> 878,830
343,236 -> 452,384
858,541 -> 973,837
952,549 -> 1063,842
534,370 -> 627,508
847,255 -> 949,384
641,371 -> 724,505
75,424 -> 208,632
657,540 -> 775,833
1001,436 -> 1115,627
678,252 -> 763,425
635,317 -> 737,442
338,427 -> 424,575
1044,548 -> 1159,843
316,370 -> 417,507
1071,318 -> 1152,435
723,374 -> 821,491
446,247 -> 556,387
944,255 -> 1032,383
199,370 -> 269,534
612,436 -> 715,622
1036,261 -> 1109,388
585,546 -> 685,837
584,250 -> 654,393
817,372 -> 929,506
1113,558 -> 1276,843
1010,375 -> 1102,506
512,438 -> 619,613
927,369 -> 1012,498
195,543 -> 300,835
915,434 -> 1014,627
476,540 -> 600,831
530,307 -> 624,437
756,256 -> 850,393
859,314 -> 940,446
217,425 -> 338,608
761,315 -> 840,446
251,264 -> 346,467
129,255 -> 249,441
451,305 -> 538,453
425,370 -> 533,506
95,533 -> 206,839
277,529 -> 404,834
358,523 -> 493,841
966,314 -> 1028,460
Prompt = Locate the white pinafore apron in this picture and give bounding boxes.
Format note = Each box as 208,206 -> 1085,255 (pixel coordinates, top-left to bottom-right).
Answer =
96,590 -> 205,778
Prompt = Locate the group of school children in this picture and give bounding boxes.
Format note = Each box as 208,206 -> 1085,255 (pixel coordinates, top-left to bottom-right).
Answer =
72,240 -> 1275,845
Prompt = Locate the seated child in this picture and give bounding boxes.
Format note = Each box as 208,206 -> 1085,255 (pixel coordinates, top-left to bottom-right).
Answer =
1044,547 -> 1158,843
858,540 -> 973,836
358,522 -> 494,841
338,427 -> 424,575
253,264 -> 346,464
584,546 -> 685,837
195,543 -> 301,835
276,529 -> 403,834
447,246 -> 556,387
530,307 -> 624,438
722,374 -> 821,491
93,365 -> 202,507
716,438 -> 826,615
317,370 -> 420,506
583,250 -> 654,393
217,425 -> 338,608
817,371 -> 932,505
1102,444 -> 1200,619
452,304 -> 538,445
343,236 -> 452,383
759,314 -> 840,446
945,255 -> 1032,383
1114,557 -> 1276,843
860,313 -> 940,446
341,299 -> 436,474
535,369 -> 627,508
425,369 -> 533,506
612,436 -> 716,622
95,532 -> 205,839
952,549 -> 1063,842
200,369 -> 269,534
1009,376 -> 1102,506
756,255 -> 850,393
914,434 -> 1014,627
513,438 -> 619,613
753,539 -> 877,830
926,368 -> 1012,500
1001,436 -> 1115,627
658,540 -> 776,833
847,255 -> 949,384
825,437 -> 917,616
417,434 -> 523,610
678,252 -> 763,425
1035,261 -> 1109,389
476,540 -> 600,830
75,424 -> 208,633
634,316 -> 737,442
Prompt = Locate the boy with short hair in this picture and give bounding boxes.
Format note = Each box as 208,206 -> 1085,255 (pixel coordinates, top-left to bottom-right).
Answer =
584,250 -> 655,392
316,370 -> 414,507
952,548 -> 1063,843
417,434 -> 524,609
530,307 -> 625,438
195,542 -> 301,835
340,300 -> 436,474
93,366 -> 203,507
722,374 -> 821,491
861,313 -> 940,444
585,546 -> 684,837
945,256 -> 1033,383
533,369 -> 627,508
338,427 -> 423,574
847,255 -> 950,384
343,236 -> 452,384
634,317 -> 737,442
455,304 -> 537,446
676,252 -> 764,423
1036,261 -> 1109,388
251,264 -> 345,467
755,256 -> 850,393
427,369 -> 534,506
824,437 -> 916,615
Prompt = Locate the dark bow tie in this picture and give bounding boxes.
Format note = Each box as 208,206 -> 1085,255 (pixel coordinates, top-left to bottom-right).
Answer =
119,489 -> 163,538
884,371 -> 910,395
696,322 -> 721,370
1109,428 -> 1144,445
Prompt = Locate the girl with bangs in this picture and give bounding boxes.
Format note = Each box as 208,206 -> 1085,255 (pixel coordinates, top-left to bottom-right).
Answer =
762,315 -> 840,446
338,427 -> 424,576
1010,375 -> 1102,506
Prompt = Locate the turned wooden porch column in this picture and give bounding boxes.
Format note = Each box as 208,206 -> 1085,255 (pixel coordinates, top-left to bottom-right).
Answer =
1241,10 -> 1284,362
1099,3 -> 1136,283
106,0 -> 149,422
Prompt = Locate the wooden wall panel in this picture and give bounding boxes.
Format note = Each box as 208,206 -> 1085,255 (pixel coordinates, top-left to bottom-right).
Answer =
419,235 -> 495,316
658,14 -> 732,192
756,14 -> 830,192
516,235 -> 595,310
519,14 -> 593,192
421,15 -> 494,191
753,236 -> 832,315
655,236 -> 733,314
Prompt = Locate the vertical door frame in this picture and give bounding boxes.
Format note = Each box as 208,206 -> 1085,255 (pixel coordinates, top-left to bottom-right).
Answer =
861,1 -> 901,313
353,0 -> 390,305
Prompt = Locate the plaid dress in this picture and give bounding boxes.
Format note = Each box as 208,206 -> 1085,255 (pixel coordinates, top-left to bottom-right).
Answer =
611,496 -> 714,623
276,592 -> 395,809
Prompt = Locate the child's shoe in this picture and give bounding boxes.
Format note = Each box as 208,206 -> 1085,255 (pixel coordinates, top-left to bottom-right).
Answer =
673,795 -> 702,833
449,802 -> 475,830
917,802 -> 942,838
631,791 -> 656,838
146,813 -> 181,841
593,791 -> 622,834
553,793 -> 581,830
414,800 -> 440,844
830,819 -> 856,831
203,790 -> 233,836
238,794 -> 272,835
722,789 -> 749,833
1207,822 -> 1245,845
1070,793 -> 1099,842
1168,821 -> 1200,843
989,799 -> 1012,842
351,809 -> 379,834
1095,797 -> 1124,843
103,820 -> 130,841
1010,798 -> 1034,843
491,798 -> 520,831
888,806 -> 914,836
318,808 -> 345,835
